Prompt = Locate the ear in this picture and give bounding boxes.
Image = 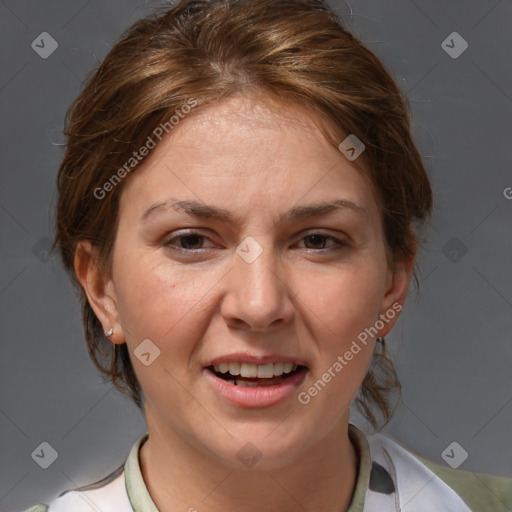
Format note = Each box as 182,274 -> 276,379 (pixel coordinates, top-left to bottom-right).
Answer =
376,251 -> 415,338
74,241 -> 125,345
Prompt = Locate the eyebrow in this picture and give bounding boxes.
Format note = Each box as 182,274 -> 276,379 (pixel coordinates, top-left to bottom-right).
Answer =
140,197 -> 367,224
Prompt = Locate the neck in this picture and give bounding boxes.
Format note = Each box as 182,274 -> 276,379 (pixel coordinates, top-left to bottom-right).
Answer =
139,413 -> 359,512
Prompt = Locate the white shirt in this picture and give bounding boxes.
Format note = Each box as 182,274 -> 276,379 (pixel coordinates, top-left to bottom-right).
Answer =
23,424 -> 488,512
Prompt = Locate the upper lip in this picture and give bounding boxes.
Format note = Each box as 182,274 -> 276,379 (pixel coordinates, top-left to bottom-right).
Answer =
204,352 -> 308,368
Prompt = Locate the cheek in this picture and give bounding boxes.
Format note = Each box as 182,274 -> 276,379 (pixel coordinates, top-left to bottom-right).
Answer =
297,271 -> 380,417
112,258 -> 219,404
113,252 -> 217,347
297,264 -> 385,400
301,264 -> 386,342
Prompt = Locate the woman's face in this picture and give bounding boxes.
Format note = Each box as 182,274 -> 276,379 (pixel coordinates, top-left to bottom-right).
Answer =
91,93 -> 410,469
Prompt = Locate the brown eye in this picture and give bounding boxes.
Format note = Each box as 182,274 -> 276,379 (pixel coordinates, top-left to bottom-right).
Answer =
165,231 -> 216,252
299,234 -> 347,251
304,234 -> 328,249
177,234 -> 204,250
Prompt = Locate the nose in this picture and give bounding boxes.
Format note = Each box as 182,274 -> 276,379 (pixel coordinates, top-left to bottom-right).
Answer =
220,244 -> 295,331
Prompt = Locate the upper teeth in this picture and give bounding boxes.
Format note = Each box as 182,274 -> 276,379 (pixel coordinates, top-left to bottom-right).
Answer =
213,362 -> 298,378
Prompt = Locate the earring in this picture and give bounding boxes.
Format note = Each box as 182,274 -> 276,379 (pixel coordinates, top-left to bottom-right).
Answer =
105,328 -> 114,338
376,337 -> 385,346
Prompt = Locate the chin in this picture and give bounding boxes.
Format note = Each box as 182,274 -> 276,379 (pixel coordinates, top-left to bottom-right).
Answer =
202,425 -> 312,471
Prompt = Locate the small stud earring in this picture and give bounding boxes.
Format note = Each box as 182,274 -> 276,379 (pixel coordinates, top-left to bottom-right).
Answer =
105,328 -> 114,337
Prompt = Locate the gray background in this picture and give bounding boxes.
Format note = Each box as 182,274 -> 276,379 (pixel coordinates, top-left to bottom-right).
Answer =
1,0 -> 511,510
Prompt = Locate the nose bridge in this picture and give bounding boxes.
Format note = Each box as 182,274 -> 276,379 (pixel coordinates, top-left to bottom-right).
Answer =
222,236 -> 293,329
240,243 -> 281,295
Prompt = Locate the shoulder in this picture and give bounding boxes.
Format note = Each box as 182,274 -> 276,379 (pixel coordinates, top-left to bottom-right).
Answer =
19,463 -> 131,512
367,430 -> 512,512
416,453 -> 512,512
18,433 -> 151,512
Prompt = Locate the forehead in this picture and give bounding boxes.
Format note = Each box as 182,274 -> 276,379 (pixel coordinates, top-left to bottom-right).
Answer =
165,94 -> 340,168
118,93 -> 379,220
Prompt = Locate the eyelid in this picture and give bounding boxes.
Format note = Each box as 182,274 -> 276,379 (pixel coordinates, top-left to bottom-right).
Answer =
164,229 -> 219,249
296,231 -> 349,249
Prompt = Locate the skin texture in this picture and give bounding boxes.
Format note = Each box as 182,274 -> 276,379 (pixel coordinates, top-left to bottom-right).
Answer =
75,92 -> 413,512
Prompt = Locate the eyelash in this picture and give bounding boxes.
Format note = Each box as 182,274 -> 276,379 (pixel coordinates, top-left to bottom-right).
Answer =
164,230 -> 349,254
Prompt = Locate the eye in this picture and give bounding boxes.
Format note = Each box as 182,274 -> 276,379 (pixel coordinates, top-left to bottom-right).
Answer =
164,231 -> 216,251
298,233 -> 348,251
163,230 -> 349,254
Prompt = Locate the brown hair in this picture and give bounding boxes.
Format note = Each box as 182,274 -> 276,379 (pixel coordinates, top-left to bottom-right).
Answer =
54,0 -> 433,430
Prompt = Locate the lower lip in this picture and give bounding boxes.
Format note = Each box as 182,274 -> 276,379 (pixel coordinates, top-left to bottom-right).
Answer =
203,367 -> 308,408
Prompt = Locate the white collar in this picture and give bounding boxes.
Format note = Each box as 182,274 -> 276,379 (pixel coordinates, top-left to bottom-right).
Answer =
46,427 -> 473,512
363,431 -> 472,511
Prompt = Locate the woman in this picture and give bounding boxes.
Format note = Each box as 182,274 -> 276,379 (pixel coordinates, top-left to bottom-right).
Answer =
22,0 -> 512,511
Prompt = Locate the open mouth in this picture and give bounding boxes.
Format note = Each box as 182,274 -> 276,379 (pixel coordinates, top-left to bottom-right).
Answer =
206,363 -> 308,387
